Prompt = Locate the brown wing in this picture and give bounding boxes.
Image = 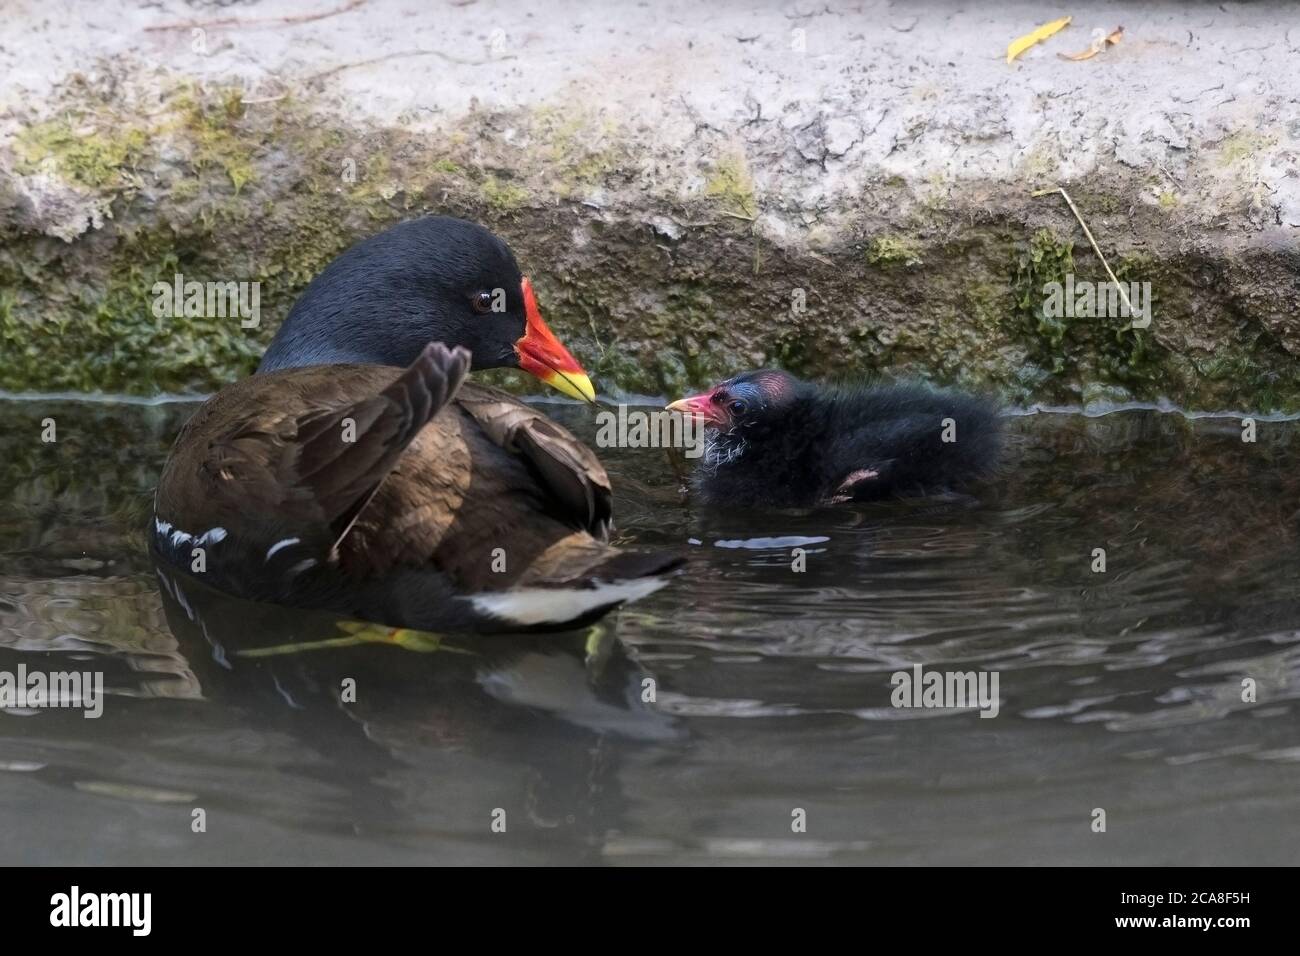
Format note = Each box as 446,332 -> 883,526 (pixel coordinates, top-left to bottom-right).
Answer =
157,355 -> 614,598
155,344 -> 470,550
456,386 -> 613,539
334,384 -> 614,591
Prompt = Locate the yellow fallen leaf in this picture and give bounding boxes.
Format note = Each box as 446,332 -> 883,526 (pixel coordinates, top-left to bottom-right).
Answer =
1007,16 -> 1072,64
1059,25 -> 1123,61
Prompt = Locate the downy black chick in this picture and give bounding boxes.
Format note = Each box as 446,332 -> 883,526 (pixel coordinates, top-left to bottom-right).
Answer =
667,370 -> 1002,508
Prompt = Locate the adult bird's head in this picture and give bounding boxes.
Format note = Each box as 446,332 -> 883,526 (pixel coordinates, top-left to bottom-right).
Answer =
666,369 -> 805,435
257,216 -> 595,402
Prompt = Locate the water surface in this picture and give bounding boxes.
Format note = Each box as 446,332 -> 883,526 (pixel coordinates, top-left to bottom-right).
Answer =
1,395 -> 1297,864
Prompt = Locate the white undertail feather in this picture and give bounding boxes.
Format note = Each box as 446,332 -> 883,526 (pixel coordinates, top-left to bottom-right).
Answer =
467,578 -> 667,626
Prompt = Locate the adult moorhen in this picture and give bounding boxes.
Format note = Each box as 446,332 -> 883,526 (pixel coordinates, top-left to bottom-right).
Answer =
153,216 -> 680,633
667,369 -> 1002,508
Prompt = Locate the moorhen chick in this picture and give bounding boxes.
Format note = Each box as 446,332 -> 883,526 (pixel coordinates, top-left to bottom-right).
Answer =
667,369 -> 1002,508
153,216 -> 680,633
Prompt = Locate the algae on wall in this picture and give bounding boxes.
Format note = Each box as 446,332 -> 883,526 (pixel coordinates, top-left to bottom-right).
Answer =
4,76 -> 1300,411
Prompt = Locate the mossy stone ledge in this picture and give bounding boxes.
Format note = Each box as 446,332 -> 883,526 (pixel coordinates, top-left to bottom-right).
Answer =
3,44 -> 1299,411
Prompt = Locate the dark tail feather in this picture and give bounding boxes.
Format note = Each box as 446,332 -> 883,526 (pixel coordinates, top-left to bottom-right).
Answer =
583,549 -> 685,583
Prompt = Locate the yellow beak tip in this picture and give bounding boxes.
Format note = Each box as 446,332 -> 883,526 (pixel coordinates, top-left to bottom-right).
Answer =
544,370 -> 596,404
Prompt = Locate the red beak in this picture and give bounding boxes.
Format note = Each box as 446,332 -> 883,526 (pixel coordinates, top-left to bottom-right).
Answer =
666,391 -> 727,426
514,277 -> 595,403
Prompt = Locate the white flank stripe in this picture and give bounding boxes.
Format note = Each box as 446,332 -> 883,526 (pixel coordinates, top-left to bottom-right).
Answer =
265,537 -> 301,560
155,519 -> 226,551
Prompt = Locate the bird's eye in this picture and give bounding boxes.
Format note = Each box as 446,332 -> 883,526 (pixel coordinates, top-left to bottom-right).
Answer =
729,400 -> 747,416
471,290 -> 495,315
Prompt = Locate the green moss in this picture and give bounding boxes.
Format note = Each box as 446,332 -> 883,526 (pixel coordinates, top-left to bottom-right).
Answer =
15,118 -> 147,189
866,235 -> 924,267
172,87 -> 258,193
530,111 -> 621,195
957,279 -> 1023,390
480,175 -> 529,212
1011,228 -> 1075,371
1195,346 -> 1300,413
0,83 -> 395,395
1090,252 -> 1164,390
917,173 -> 952,214
568,150 -> 617,186
1068,189 -> 1123,216
1218,130 -> 1277,167
704,153 -> 757,218
1198,351 -> 1283,405
588,344 -> 652,397
1018,144 -> 1055,184
0,218 -> 267,394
